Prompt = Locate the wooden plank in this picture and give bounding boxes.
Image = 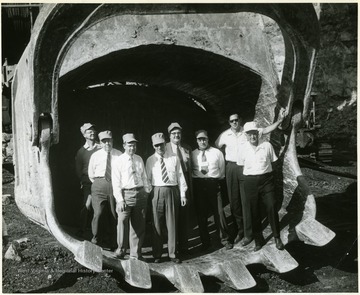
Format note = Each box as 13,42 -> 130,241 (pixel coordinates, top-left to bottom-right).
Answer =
296,217 -> 336,246
261,245 -> 299,273
123,259 -> 152,289
74,240 -> 102,273
173,265 -> 204,293
219,260 -> 256,290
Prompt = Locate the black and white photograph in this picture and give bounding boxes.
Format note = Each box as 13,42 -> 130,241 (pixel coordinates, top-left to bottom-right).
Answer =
2,3 -> 357,293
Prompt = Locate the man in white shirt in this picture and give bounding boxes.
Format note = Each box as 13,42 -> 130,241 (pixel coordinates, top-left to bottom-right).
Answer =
165,122 -> 192,254
146,132 -> 187,263
242,122 -> 284,251
88,130 -> 122,248
192,130 -> 233,251
75,123 -> 101,237
112,133 -> 152,260
216,111 -> 285,246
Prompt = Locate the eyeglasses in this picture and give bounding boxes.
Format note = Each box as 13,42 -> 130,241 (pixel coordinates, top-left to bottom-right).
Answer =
197,138 -> 208,141
170,132 -> 181,136
229,119 -> 238,123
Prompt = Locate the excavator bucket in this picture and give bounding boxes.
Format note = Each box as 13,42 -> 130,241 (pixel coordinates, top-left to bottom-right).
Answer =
12,3 -> 335,292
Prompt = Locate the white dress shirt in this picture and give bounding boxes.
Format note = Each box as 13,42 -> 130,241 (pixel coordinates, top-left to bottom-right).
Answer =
146,152 -> 188,197
88,148 -> 122,182
112,153 -> 152,202
165,142 -> 191,172
242,141 -> 278,175
191,147 -> 225,179
216,127 -> 264,163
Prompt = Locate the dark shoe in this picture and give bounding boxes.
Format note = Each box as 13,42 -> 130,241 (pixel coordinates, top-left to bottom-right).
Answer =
224,242 -> 233,250
241,237 -> 253,247
170,257 -> 182,264
234,233 -> 244,244
275,238 -> 284,250
254,238 -> 265,252
114,248 -> 126,259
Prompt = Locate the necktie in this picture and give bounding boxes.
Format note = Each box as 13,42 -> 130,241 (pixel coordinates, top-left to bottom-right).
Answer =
160,156 -> 170,183
105,151 -> 111,181
131,156 -> 139,185
200,150 -> 208,175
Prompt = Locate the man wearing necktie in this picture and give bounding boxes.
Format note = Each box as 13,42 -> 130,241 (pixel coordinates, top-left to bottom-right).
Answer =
88,130 -> 122,248
146,133 -> 188,263
192,130 -> 233,251
112,133 -> 152,260
165,122 -> 193,254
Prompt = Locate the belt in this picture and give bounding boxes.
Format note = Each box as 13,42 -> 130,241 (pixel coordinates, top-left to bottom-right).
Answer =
226,161 -> 236,164
123,186 -> 143,191
194,178 -> 218,181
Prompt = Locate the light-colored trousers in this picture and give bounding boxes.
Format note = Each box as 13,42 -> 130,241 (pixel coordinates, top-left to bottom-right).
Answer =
116,188 -> 147,258
152,186 -> 180,259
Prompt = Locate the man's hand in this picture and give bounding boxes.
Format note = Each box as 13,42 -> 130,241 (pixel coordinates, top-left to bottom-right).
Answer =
277,107 -> 287,122
119,200 -> 126,212
181,197 -> 187,207
85,195 -> 92,210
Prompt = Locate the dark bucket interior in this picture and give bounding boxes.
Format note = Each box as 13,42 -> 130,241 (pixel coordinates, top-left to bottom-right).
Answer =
51,45 -> 263,236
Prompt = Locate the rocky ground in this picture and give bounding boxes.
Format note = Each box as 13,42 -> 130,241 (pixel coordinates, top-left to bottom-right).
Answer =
2,160 -> 357,293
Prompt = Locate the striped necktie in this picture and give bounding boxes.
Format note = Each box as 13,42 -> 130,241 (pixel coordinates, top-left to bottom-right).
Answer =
160,156 -> 170,183
105,151 -> 111,181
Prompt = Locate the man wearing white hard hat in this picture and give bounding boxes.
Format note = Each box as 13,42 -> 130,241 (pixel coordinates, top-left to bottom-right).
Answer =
75,123 -> 101,237
112,133 -> 152,260
146,132 -> 187,263
192,130 -> 233,251
88,130 -> 122,248
215,110 -> 285,247
242,121 -> 284,251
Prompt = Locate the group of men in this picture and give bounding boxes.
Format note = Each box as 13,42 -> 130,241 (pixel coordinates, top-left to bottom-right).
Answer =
75,110 -> 286,264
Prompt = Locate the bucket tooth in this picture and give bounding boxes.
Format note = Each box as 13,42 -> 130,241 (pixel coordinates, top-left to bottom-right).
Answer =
261,245 -> 299,273
295,217 -> 336,246
74,240 -> 102,273
173,264 -> 204,293
123,259 -> 152,289
218,260 -> 257,290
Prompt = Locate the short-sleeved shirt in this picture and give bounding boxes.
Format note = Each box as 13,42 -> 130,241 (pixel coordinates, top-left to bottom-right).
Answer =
242,141 -> 278,176
216,127 -> 264,163
191,147 -> 225,179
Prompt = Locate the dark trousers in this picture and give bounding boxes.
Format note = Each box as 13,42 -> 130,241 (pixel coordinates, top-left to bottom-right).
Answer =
194,178 -> 230,246
244,173 -> 280,238
80,182 -> 92,231
91,178 -> 117,243
152,186 -> 180,259
226,162 -> 252,238
116,188 -> 148,258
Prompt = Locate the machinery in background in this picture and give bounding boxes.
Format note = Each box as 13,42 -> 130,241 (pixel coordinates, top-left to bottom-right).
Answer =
296,92 -> 333,163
